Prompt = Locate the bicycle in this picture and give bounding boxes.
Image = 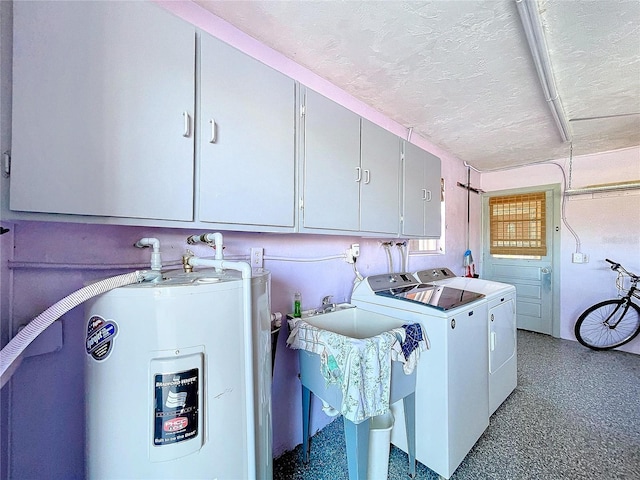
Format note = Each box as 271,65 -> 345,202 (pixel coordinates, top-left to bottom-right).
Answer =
574,259 -> 640,350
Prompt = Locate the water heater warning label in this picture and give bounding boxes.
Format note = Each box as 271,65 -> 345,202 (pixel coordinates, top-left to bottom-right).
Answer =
154,368 -> 199,446
86,316 -> 118,361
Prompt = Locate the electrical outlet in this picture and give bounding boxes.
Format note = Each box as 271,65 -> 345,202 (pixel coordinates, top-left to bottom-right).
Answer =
345,244 -> 360,264
251,247 -> 264,268
345,248 -> 354,263
572,252 -> 589,264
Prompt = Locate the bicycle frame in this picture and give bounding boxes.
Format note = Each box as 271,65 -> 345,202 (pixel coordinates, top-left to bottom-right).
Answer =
607,263 -> 639,329
604,288 -> 637,329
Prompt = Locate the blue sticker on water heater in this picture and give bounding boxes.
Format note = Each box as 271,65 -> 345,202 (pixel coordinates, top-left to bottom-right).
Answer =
86,315 -> 119,361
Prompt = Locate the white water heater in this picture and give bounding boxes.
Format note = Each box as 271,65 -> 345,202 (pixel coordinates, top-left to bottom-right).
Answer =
84,268 -> 272,479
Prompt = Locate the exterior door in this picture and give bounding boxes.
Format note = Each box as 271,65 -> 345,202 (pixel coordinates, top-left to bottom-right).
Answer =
482,185 -> 560,336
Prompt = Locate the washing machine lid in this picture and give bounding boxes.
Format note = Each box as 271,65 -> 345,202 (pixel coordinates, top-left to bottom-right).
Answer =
375,283 -> 484,311
414,267 -> 516,297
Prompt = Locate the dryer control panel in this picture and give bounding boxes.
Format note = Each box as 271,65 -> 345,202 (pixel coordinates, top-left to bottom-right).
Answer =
414,267 -> 456,283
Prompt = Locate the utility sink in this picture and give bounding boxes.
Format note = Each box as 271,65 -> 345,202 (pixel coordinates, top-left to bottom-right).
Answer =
301,304 -> 403,340
294,306 -> 416,408
289,305 -> 418,480
299,302 -> 355,317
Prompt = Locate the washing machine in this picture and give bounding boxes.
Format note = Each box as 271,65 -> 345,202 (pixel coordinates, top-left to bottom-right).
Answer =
414,268 -> 517,415
351,273 -> 489,479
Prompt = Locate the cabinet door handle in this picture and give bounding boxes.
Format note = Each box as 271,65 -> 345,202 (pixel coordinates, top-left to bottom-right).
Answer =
426,190 -> 432,201
364,169 -> 370,184
209,119 -> 217,143
355,166 -> 362,182
182,111 -> 191,138
421,189 -> 427,200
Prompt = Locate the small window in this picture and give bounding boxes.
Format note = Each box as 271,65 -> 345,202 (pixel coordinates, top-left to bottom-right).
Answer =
489,192 -> 547,256
409,178 -> 445,254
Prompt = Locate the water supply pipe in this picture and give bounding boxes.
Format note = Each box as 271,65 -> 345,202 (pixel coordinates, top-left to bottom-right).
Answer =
134,237 -> 162,271
0,270 -> 161,388
396,241 -> 408,272
184,254 -> 256,478
186,232 -> 224,261
382,242 -> 394,273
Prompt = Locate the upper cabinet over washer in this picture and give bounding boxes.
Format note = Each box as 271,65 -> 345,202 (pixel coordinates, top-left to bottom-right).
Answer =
10,1 -> 196,221
402,142 -> 442,238
300,88 -> 401,235
198,34 -> 296,229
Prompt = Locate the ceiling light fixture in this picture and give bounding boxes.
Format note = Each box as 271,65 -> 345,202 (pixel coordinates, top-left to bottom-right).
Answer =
516,0 -> 571,143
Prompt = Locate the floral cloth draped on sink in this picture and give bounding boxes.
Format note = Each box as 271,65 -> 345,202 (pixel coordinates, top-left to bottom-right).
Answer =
287,318 -> 428,423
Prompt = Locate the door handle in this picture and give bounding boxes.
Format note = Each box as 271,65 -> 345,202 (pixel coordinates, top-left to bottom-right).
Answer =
209,119 -> 217,143
541,266 -> 552,291
182,111 -> 191,138
363,169 -> 370,184
355,166 -> 362,182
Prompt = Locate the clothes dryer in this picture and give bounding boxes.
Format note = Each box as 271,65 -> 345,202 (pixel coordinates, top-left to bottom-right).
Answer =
351,273 -> 488,479
414,268 -> 517,415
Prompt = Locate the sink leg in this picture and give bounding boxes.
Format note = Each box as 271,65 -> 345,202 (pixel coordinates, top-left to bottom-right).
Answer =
403,392 -> 417,478
302,386 -> 312,463
343,417 -> 370,480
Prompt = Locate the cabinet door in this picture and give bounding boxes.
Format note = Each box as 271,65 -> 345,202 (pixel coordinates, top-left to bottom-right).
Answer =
199,34 -> 295,227
402,143 -> 442,237
302,89 -> 360,230
401,142 -> 427,236
360,119 -> 400,234
423,150 -> 442,237
10,2 -> 195,220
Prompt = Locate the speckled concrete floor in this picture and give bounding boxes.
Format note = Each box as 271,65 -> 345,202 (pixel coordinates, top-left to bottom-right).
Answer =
273,330 -> 640,479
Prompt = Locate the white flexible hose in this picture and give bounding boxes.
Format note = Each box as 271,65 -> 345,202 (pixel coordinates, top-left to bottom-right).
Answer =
383,243 -> 394,273
0,270 -> 151,387
397,243 -> 408,272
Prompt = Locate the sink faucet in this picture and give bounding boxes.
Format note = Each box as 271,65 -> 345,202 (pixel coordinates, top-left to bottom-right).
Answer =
317,295 -> 336,313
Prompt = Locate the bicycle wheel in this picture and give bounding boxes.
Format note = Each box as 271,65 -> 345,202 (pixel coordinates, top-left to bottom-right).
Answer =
575,299 -> 640,350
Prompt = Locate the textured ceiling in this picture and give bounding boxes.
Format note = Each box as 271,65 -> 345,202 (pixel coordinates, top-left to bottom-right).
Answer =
194,0 -> 640,170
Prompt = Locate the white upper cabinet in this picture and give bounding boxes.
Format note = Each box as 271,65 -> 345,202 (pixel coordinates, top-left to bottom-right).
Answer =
402,142 -> 442,237
9,2 -> 436,238
360,119 -> 401,234
10,1 -> 196,221
302,88 -> 361,231
198,34 -> 296,228
301,89 -> 401,235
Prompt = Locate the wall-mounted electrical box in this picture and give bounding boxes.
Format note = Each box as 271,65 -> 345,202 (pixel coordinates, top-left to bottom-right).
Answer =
572,253 -> 589,264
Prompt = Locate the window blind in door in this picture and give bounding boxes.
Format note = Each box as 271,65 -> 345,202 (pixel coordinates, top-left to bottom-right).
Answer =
489,192 -> 547,256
